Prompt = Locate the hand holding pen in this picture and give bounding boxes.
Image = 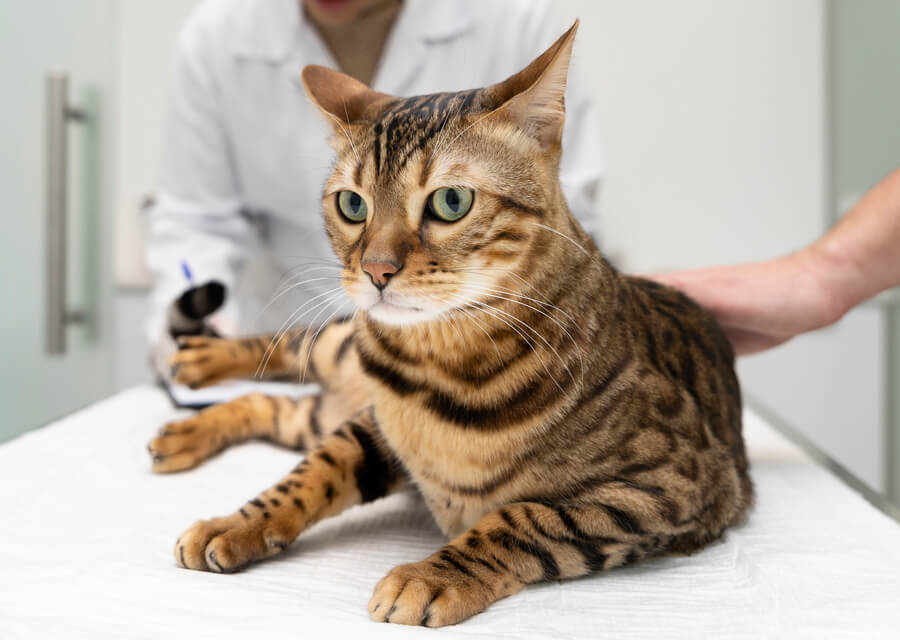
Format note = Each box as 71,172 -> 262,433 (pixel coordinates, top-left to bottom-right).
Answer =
166,260 -> 228,340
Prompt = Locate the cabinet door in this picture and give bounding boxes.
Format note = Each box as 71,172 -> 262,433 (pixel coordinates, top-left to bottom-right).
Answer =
0,0 -> 118,441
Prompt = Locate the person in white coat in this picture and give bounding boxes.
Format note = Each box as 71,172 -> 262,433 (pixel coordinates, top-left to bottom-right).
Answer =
147,0 -> 605,375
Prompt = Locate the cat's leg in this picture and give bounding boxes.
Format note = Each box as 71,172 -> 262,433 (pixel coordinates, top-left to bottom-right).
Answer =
152,318 -> 364,472
171,316 -> 355,388
148,392 -> 359,472
369,498 -> 683,627
175,413 -> 405,572
169,334 -> 303,387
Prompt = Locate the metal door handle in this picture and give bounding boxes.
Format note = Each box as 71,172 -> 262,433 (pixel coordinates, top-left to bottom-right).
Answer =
45,73 -> 87,355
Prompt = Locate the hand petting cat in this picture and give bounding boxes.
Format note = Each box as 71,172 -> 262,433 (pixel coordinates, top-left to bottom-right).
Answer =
654,167 -> 900,355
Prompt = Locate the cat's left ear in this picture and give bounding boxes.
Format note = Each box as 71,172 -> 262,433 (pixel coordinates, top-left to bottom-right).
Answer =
301,65 -> 394,128
489,20 -> 579,148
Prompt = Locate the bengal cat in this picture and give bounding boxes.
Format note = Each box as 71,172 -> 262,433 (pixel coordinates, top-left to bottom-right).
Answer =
148,22 -> 752,627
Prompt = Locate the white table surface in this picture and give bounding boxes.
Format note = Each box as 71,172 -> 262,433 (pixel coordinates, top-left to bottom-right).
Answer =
1,386 -> 899,639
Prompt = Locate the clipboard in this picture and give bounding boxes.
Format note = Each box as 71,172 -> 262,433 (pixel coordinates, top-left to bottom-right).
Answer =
159,378 -> 319,409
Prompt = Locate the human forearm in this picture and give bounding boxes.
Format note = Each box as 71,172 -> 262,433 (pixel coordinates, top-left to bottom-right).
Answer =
650,167 -> 900,356
810,167 -> 900,313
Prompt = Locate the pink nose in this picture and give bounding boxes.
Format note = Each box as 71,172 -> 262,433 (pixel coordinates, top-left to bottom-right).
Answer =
362,260 -> 401,290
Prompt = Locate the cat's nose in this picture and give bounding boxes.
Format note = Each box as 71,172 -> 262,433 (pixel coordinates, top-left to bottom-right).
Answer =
362,259 -> 402,290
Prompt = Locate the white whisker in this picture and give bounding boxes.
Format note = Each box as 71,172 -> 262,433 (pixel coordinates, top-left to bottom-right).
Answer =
255,287 -> 345,379
434,296 -> 504,371
252,275 -> 343,328
300,305 -> 347,380
462,295 -> 577,391
328,99 -> 360,164
453,266 -> 563,309
262,290 -> 346,379
460,285 -> 586,385
275,263 -> 342,285
447,293 -> 566,393
459,281 -> 575,321
529,222 -> 592,257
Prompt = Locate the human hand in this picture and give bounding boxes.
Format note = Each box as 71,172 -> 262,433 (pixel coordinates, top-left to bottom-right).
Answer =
166,281 -> 227,339
649,248 -> 851,356
153,281 -> 229,380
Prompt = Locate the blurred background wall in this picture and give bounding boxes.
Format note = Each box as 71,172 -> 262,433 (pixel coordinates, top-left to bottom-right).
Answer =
110,1 -> 897,497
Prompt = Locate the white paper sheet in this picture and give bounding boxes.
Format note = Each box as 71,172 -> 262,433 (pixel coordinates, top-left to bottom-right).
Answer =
0,387 -> 898,639
165,379 -> 319,408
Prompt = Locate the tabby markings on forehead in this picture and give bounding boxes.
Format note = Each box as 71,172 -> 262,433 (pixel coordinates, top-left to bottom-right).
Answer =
370,89 -> 486,178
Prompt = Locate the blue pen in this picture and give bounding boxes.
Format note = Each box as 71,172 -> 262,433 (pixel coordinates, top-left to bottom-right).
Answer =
180,260 -> 194,286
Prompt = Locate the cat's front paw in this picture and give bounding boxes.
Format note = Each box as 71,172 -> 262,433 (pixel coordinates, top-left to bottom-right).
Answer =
175,512 -> 295,573
169,336 -> 244,388
368,559 -> 499,627
148,416 -> 222,473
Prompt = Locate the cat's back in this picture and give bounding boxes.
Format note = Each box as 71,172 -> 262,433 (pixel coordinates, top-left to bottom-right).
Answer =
622,276 -> 743,440
613,275 -> 752,518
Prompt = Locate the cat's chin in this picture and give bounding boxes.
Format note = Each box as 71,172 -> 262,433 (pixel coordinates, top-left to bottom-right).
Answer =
365,301 -> 447,327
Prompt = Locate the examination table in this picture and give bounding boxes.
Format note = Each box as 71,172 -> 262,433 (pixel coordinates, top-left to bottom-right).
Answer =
1,386 -> 899,638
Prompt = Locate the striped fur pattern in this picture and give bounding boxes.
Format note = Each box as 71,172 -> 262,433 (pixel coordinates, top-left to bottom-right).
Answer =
149,23 -> 752,627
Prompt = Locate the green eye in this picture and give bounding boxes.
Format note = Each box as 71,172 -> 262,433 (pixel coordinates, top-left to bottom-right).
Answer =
428,187 -> 474,222
337,191 -> 368,222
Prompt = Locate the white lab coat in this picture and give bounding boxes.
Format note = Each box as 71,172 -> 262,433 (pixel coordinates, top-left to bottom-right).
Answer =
146,0 -> 605,349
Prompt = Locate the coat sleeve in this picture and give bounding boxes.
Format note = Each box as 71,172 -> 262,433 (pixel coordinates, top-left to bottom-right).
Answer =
144,7 -> 260,352
519,0 -> 606,241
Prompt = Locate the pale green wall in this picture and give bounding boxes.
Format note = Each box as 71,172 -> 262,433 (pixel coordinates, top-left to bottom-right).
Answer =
832,0 -> 900,207
831,0 -> 900,502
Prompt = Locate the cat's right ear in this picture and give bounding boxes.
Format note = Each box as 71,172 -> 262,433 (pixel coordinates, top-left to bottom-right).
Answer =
301,65 -> 394,128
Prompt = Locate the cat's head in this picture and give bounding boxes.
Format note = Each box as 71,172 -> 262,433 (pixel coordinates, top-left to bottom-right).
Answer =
302,22 -> 580,326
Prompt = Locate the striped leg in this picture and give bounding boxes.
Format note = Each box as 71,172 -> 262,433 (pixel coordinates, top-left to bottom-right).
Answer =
148,392 -> 358,473
175,414 -> 405,572
170,333 -> 304,388
170,318 -> 356,389
369,500 -> 673,627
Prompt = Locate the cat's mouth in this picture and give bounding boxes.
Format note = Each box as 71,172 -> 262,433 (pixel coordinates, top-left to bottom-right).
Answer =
373,299 -> 424,313
368,288 -> 422,311
364,291 -> 451,326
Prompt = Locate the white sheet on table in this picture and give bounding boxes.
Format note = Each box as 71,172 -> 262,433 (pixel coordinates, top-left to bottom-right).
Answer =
0,387 -> 898,639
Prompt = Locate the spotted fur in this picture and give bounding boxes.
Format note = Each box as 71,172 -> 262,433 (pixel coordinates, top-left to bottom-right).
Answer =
150,23 -> 751,627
